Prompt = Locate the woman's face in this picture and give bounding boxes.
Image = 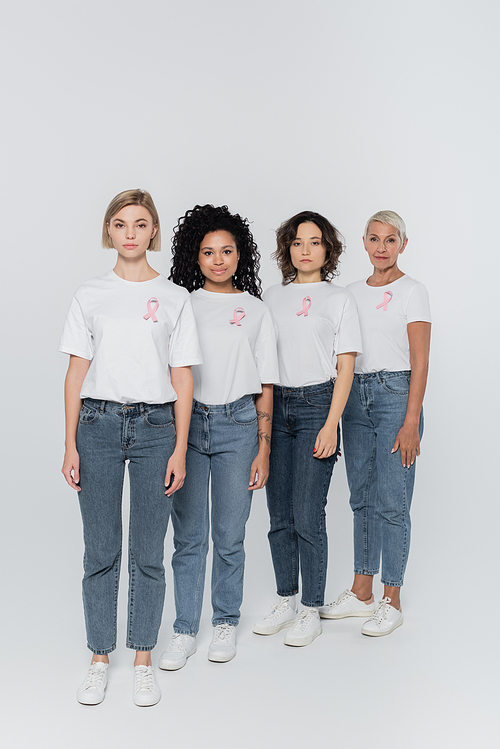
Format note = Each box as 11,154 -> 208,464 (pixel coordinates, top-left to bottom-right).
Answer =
290,222 -> 326,280
198,230 -> 239,291
363,221 -> 407,269
107,205 -> 157,259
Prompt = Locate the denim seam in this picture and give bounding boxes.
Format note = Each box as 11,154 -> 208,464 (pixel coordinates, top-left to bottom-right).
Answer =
362,436 -> 377,573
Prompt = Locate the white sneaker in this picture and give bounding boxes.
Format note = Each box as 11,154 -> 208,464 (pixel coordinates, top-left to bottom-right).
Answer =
283,608 -> 322,647
361,597 -> 403,637
159,634 -> 197,671
319,589 -> 376,619
77,662 -> 108,705
208,623 -> 237,662
133,665 -> 161,706
253,596 -> 298,635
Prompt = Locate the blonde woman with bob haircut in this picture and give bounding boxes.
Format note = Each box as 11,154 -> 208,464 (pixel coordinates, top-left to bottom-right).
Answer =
320,210 -> 431,637
60,189 -> 201,706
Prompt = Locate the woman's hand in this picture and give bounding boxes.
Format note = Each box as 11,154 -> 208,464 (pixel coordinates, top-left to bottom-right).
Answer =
62,447 -> 81,490
164,448 -> 186,497
313,422 -> 338,459
392,423 -> 420,467
248,451 -> 269,490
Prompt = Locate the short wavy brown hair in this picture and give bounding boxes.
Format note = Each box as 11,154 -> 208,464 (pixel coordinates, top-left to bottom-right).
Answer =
273,211 -> 344,284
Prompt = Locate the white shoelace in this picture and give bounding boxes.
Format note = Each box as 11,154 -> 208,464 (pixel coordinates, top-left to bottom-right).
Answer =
335,589 -> 355,604
168,634 -> 188,653
83,663 -> 107,690
267,599 -> 290,620
292,610 -> 315,632
369,597 -> 392,624
135,666 -> 155,692
213,623 -> 233,643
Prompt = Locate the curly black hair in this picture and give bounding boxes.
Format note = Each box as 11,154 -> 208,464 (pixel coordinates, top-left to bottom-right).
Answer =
169,204 -> 262,298
274,210 -> 344,284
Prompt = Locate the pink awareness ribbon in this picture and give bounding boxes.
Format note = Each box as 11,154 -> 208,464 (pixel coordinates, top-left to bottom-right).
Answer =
376,290 -> 393,311
143,297 -> 159,322
230,307 -> 245,326
296,296 -> 312,317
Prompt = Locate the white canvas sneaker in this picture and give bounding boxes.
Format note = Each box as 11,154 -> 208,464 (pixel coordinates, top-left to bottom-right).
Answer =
208,623 -> 237,662
133,665 -> 161,706
319,589 -> 376,619
361,597 -> 403,637
253,596 -> 298,635
159,634 -> 197,671
77,662 -> 108,705
283,608 -> 322,647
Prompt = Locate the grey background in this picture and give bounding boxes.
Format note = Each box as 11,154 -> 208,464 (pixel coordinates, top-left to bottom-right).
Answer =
1,1 -> 498,746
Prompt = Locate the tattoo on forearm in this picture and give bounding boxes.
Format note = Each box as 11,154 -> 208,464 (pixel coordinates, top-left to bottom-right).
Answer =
258,430 -> 271,446
257,410 -> 271,422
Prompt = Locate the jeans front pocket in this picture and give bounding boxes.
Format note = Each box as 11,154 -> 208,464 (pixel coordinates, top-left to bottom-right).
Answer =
380,374 -> 410,396
230,399 -> 257,426
304,389 -> 333,409
145,404 -> 174,428
79,403 -> 99,424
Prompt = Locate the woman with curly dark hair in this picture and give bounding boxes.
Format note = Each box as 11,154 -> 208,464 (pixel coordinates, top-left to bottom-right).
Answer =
159,204 -> 279,668
253,211 -> 362,647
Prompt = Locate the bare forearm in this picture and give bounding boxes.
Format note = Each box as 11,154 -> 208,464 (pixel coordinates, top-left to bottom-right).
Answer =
325,353 -> 356,427
171,366 -> 194,452
405,321 -> 431,426
64,356 -> 90,448
255,384 -> 273,454
404,362 -> 428,426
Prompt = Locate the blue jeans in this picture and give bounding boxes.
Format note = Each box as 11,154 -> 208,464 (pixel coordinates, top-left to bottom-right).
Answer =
266,382 -> 340,608
343,372 -> 424,587
171,395 -> 258,635
76,398 -> 176,654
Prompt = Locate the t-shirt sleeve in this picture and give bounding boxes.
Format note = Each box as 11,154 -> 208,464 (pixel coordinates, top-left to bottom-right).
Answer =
254,308 -> 280,384
169,296 -> 203,368
406,283 -> 432,324
58,295 -> 94,360
335,295 -> 363,356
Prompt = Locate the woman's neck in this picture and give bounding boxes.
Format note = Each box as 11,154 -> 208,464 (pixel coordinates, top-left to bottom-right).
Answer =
366,266 -> 404,287
113,255 -> 159,282
202,279 -> 243,294
292,270 -> 323,284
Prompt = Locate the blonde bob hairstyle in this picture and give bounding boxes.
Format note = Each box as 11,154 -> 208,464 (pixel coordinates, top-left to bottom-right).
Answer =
364,210 -> 406,244
102,189 -> 161,251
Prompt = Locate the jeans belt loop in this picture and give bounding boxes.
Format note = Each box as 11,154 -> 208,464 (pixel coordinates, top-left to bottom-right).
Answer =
99,400 -> 106,414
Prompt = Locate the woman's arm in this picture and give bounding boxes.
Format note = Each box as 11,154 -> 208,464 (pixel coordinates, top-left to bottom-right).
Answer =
249,383 -> 273,489
314,352 -> 356,459
166,366 -> 194,497
61,355 -> 91,490
392,321 -> 431,467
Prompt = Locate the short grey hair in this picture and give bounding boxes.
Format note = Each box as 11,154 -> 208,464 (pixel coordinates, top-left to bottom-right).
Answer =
364,210 -> 406,243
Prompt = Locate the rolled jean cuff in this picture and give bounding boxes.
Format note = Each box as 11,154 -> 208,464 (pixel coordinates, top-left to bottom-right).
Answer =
354,569 -> 379,576
212,618 -> 239,627
87,643 -> 116,656
301,600 -> 324,608
126,642 -> 156,652
380,579 -> 402,588
173,628 -> 197,636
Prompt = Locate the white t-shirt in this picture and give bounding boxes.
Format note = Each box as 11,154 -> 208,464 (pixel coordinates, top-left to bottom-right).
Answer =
263,282 -> 362,388
347,275 -> 431,374
59,270 -> 202,404
190,288 -> 279,405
